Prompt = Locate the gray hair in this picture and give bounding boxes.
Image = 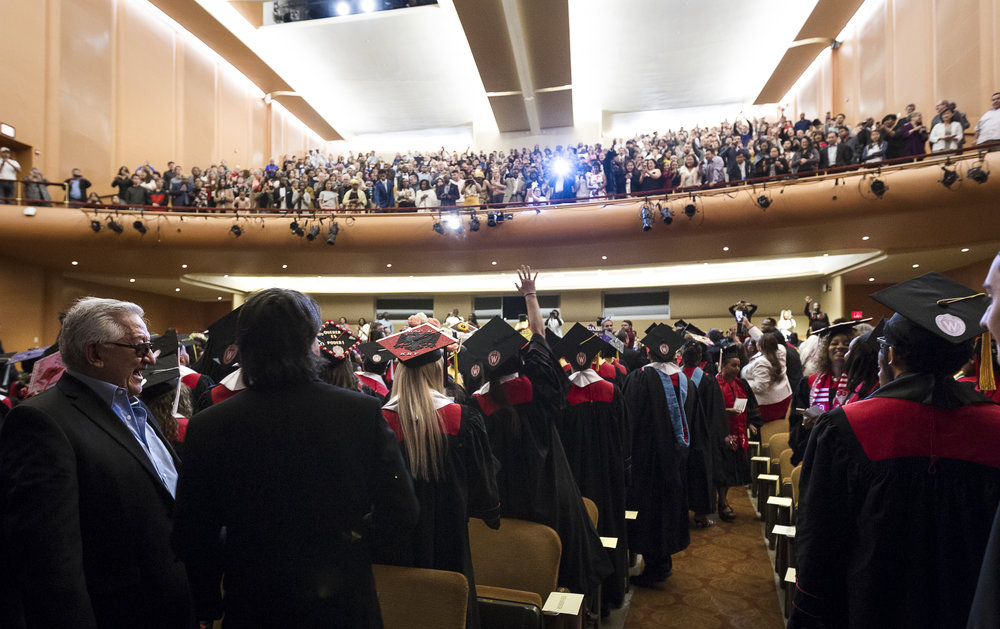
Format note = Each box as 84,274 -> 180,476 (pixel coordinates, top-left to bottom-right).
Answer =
59,297 -> 145,371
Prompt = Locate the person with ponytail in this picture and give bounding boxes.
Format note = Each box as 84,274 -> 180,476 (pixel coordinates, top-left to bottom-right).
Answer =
740,319 -> 792,423
377,323 -> 500,629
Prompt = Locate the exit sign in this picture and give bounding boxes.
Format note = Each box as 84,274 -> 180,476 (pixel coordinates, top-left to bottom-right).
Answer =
851,311 -> 863,319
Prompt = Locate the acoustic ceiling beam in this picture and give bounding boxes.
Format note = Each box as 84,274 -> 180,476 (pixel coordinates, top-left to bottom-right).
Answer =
754,0 -> 866,105
148,0 -> 343,140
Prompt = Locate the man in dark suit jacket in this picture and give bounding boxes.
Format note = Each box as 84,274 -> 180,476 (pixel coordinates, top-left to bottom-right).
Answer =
373,170 -> 395,209
819,131 -> 855,169
0,297 -> 192,629
172,288 -> 419,628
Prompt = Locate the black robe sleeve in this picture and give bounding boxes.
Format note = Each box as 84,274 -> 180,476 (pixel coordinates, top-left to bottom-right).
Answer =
789,376 -> 811,465
788,410 -> 853,628
462,408 -> 501,528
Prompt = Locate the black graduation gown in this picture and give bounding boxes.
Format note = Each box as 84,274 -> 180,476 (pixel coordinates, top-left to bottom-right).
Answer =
555,374 -> 628,608
622,365 -> 696,561
472,335 -> 612,594
969,503 -> 1000,628
789,373 -> 1000,629
381,402 -> 499,629
682,367 -> 728,514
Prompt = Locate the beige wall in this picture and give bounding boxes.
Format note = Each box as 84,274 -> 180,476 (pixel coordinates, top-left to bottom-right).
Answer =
785,0 -> 1000,131
0,0 -> 322,197
0,252 -> 231,353
306,276 -> 837,339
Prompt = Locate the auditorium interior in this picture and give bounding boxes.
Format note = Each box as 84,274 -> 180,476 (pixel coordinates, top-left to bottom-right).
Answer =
2,0 -> 1000,626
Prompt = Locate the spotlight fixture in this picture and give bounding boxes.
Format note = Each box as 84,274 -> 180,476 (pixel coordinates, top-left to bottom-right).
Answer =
660,206 -> 674,225
469,213 -> 481,232
327,222 -> 339,245
289,220 -> 299,232
870,178 -> 887,197
306,225 -> 321,241
639,203 -> 653,232
444,213 -> 462,233
90,220 -> 102,233
433,221 -> 445,235
940,162 -> 959,188
487,211 -> 497,227
230,224 -> 243,238
132,220 -> 148,234
107,218 -> 124,233
968,162 -> 989,183
684,203 -> 697,218
292,223 -> 305,237
756,195 -> 771,210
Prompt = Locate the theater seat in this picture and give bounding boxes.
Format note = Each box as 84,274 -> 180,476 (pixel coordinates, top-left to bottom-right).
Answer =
469,518 -> 562,628
372,564 -> 469,629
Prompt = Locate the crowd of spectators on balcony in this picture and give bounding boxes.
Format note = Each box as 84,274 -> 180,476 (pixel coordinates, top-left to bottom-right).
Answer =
3,92 -> 998,210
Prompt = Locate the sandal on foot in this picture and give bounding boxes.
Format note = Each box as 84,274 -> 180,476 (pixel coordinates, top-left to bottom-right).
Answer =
718,504 -> 736,522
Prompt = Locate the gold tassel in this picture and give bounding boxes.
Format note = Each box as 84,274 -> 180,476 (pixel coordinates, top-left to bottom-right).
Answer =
981,332 -> 996,392
449,350 -> 463,389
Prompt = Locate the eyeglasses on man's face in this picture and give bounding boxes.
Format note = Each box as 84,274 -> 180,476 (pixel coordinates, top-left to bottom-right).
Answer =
103,341 -> 153,357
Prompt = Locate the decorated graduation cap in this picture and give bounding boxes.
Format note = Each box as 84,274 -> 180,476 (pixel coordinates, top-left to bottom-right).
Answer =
357,341 -> 392,373
555,323 -> 603,370
871,272 -> 988,345
461,316 -> 528,381
377,323 -> 453,367
813,317 -> 872,339
142,329 -> 181,400
597,330 -> 625,356
318,321 -> 360,361
641,324 -> 684,362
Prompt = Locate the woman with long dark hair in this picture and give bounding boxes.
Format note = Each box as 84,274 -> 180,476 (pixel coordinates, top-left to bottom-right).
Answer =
740,323 -> 792,423
377,324 -> 500,629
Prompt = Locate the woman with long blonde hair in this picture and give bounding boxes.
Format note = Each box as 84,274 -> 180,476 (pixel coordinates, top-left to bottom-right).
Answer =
378,324 -> 499,629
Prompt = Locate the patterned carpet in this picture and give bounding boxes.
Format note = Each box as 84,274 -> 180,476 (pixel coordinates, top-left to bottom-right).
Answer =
623,490 -> 785,629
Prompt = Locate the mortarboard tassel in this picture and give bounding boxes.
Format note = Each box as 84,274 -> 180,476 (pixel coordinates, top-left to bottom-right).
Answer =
980,332 -> 996,392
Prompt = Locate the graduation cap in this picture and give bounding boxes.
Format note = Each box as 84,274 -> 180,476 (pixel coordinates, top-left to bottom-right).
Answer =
142,329 -> 181,401
858,318 -> 887,353
357,342 -> 392,373
555,324 -> 603,370
641,324 -> 683,362
194,306 -> 243,382
598,331 -> 626,355
812,318 -> 872,339
317,321 -> 360,361
674,319 -> 707,337
871,272 -> 989,345
461,316 -> 528,381
544,328 -> 561,347
377,323 -> 453,367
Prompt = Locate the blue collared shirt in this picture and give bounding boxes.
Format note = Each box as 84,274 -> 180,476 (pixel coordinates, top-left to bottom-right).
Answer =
67,370 -> 179,497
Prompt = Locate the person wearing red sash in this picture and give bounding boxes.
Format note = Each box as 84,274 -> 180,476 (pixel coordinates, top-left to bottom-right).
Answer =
789,319 -> 867,464
714,344 -> 761,522
790,273 -> 1000,629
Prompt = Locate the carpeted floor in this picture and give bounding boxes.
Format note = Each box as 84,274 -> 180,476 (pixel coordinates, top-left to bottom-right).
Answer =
623,490 -> 785,629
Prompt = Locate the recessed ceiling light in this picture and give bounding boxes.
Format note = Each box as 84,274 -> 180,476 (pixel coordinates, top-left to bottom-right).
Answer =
912,263 -> 920,268
129,278 -> 135,283
823,253 -> 829,257
601,255 -> 607,260
224,274 -> 229,278
961,247 -> 970,252
491,261 -> 497,265
281,264 -> 288,269
71,260 -> 78,265
175,287 -> 180,292
722,246 -> 729,252
217,296 -> 222,301
868,277 -> 875,282
386,263 -> 392,268
861,236 -> 870,241
181,264 -> 188,269
703,262 -> 708,266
